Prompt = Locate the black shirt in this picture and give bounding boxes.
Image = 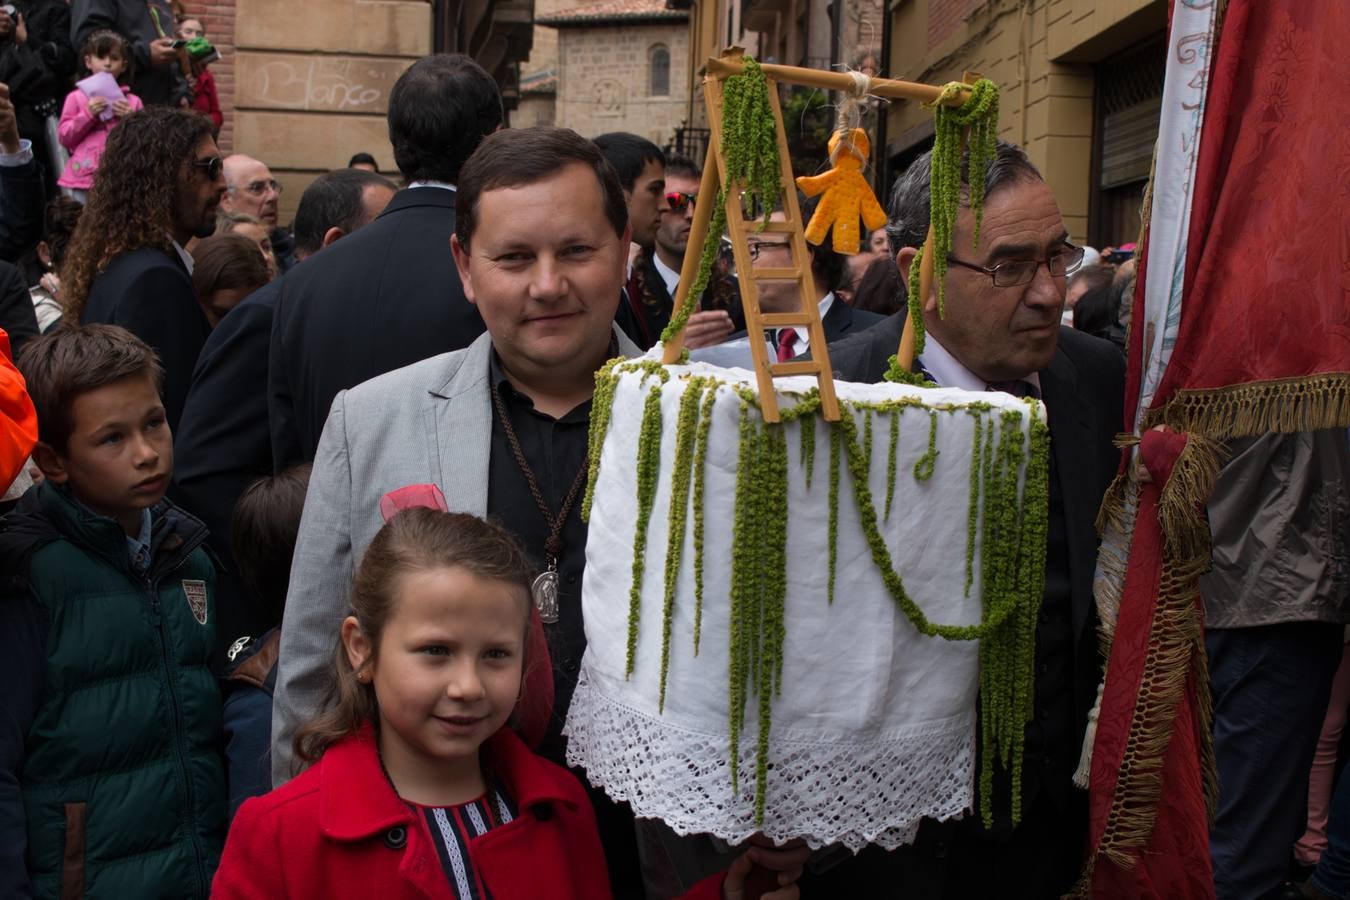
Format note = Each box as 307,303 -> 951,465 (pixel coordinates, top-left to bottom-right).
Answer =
486,357 -> 591,767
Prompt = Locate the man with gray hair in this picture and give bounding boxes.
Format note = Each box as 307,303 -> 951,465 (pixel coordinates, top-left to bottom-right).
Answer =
827,140 -> 1124,897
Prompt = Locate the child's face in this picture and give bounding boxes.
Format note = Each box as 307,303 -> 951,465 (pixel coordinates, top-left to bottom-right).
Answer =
345,566 -> 527,790
179,19 -> 204,41
86,51 -> 127,78
36,375 -> 171,536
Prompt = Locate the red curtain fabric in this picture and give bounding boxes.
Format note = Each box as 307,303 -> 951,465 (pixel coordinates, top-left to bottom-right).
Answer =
1086,431 -> 1213,898
1132,0 -> 1350,429
1088,2 -> 1350,895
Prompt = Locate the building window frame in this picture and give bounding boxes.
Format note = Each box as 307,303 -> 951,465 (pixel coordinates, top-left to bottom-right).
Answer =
649,45 -> 671,97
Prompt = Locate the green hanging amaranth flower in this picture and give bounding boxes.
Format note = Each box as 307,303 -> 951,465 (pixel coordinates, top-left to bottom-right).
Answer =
658,376 -> 709,709
582,358 -> 626,522
927,78 -> 1000,321
624,366 -> 670,678
691,380 -> 719,656
886,77 -> 1000,377
660,57 -> 781,346
885,412 -> 900,520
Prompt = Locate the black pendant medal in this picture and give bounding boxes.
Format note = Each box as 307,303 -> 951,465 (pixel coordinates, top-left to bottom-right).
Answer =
533,559 -> 560,624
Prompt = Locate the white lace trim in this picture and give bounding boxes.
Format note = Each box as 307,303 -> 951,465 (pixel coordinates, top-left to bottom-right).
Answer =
564,667 -> 976,852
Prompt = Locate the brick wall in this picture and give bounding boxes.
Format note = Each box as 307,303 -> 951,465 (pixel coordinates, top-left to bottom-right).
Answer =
188,0 -> 238,152
926,0 -> 985,50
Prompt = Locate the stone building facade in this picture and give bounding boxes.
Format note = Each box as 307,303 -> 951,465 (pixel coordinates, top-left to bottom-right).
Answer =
538,0 -> 691,147
229,0 -> 430,222
884,0 -> 1166,246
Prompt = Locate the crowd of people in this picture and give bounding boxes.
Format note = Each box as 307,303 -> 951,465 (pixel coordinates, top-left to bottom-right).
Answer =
0,30 -> 1342,900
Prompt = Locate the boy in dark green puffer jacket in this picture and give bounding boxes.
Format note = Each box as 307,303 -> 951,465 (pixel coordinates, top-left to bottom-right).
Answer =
0,324 -> 225,899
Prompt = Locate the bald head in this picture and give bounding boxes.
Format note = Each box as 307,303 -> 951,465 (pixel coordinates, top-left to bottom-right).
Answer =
221,154 -> 280,227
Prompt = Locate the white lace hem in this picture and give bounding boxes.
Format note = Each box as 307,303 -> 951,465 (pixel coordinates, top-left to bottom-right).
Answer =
564,667 -> 976,852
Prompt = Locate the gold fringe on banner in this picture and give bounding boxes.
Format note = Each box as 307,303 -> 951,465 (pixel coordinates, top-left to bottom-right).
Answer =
1142,373 -> 1350,443
1069,434 -> 1222,897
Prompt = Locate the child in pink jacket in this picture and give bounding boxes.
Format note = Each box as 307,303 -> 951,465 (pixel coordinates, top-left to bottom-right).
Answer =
58,30 -> 143,202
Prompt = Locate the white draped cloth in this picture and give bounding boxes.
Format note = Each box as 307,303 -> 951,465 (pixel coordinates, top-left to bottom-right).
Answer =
565,362 -> 1044,851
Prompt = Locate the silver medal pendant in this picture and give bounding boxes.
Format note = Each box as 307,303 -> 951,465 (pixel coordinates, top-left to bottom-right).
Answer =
532,568 -> 560,624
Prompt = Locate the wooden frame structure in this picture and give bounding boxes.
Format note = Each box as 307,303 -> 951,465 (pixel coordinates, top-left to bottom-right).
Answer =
660,48 -> 973,418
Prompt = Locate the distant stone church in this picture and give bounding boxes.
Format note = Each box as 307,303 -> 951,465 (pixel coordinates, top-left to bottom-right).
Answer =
522,0 -> 693,146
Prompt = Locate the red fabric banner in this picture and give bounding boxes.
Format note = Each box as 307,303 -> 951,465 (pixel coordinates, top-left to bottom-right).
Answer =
1086,430 -> 1212,898
1089,2 -> 1350,895
1130,0 -> 1350,433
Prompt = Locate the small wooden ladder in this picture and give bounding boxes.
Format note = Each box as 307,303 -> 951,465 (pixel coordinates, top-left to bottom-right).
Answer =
662,47 -> 840,424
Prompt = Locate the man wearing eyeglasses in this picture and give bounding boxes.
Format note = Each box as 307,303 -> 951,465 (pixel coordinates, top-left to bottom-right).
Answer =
735,195 -> 883,361
221,154 -> 296,274
823,140 -> 1125,899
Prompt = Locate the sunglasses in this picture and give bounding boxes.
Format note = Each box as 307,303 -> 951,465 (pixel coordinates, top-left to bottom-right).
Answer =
190,155 -> 224,181
664,191 -> 696,212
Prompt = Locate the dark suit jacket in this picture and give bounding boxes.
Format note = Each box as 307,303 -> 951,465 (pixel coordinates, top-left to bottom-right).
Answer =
268,187 -> 483,467
173,280 -> 281,660
729,294 -> 883,352
0,260 -> 37,360
81,246 -> 209,432
0,157 -> 44,264
823,317 -> 1123,894
630,253 -> 747,349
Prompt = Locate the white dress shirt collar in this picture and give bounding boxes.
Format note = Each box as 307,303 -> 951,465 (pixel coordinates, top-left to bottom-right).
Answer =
651,253 -> 681,297
918,331 -> 1042,395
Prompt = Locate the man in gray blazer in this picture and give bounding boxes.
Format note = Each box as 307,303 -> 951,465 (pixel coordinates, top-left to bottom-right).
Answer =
271,126 -> 648,892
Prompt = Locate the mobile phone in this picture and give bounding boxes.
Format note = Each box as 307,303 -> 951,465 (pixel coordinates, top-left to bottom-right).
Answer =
171,39 -> 186,48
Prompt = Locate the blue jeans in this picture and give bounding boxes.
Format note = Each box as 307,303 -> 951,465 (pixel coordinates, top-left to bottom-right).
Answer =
1207,622 -> 1342,900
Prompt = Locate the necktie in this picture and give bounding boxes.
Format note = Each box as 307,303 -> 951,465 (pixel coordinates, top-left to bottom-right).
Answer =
776,329 -> 799,362
624,268 -> 651,346
988,379 -> 1040,399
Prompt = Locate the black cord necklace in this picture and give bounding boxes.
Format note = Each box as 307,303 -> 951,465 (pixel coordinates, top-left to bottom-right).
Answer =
490,383 -> 589,624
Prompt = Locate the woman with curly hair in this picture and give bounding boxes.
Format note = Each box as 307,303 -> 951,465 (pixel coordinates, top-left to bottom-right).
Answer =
59,105 -> 225,430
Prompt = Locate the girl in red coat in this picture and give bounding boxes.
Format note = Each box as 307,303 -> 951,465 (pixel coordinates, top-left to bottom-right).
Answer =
212,508 -> 805,900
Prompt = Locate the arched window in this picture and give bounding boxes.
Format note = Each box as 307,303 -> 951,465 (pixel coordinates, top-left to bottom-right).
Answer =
649,45 -> 670,97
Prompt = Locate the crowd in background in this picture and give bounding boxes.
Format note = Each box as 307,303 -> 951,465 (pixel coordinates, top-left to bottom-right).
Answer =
0,17 -> 1341,900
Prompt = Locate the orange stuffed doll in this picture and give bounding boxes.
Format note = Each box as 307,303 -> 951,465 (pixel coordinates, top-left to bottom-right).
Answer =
795,127 -> 888,255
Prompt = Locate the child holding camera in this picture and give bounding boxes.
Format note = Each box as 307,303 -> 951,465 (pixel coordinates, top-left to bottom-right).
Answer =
56,29 -> 142,202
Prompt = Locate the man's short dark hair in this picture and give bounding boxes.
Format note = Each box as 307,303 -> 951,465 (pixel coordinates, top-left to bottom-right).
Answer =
346,152 -> 378,171
292,168 -> 398,257
885,139 -> 1043,254
455,127 -> 628,251
18,324 -> 162,451
232,464 -> 312,624
387,54 -> 503,184
663,152 -> 700,182
593,132 -> 666,191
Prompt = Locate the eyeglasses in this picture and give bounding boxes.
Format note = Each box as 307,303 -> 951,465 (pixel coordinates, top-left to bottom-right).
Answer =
946,242 -> 1085,287
664,191 -> 696,212
746,239 -> 791,261
190,155 -> 223,181
241,178 -> 282,197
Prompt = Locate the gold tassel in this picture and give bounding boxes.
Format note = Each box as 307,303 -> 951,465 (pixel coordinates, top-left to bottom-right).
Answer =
1078,431 -> 1223,881
1143,374 -> 1350,442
